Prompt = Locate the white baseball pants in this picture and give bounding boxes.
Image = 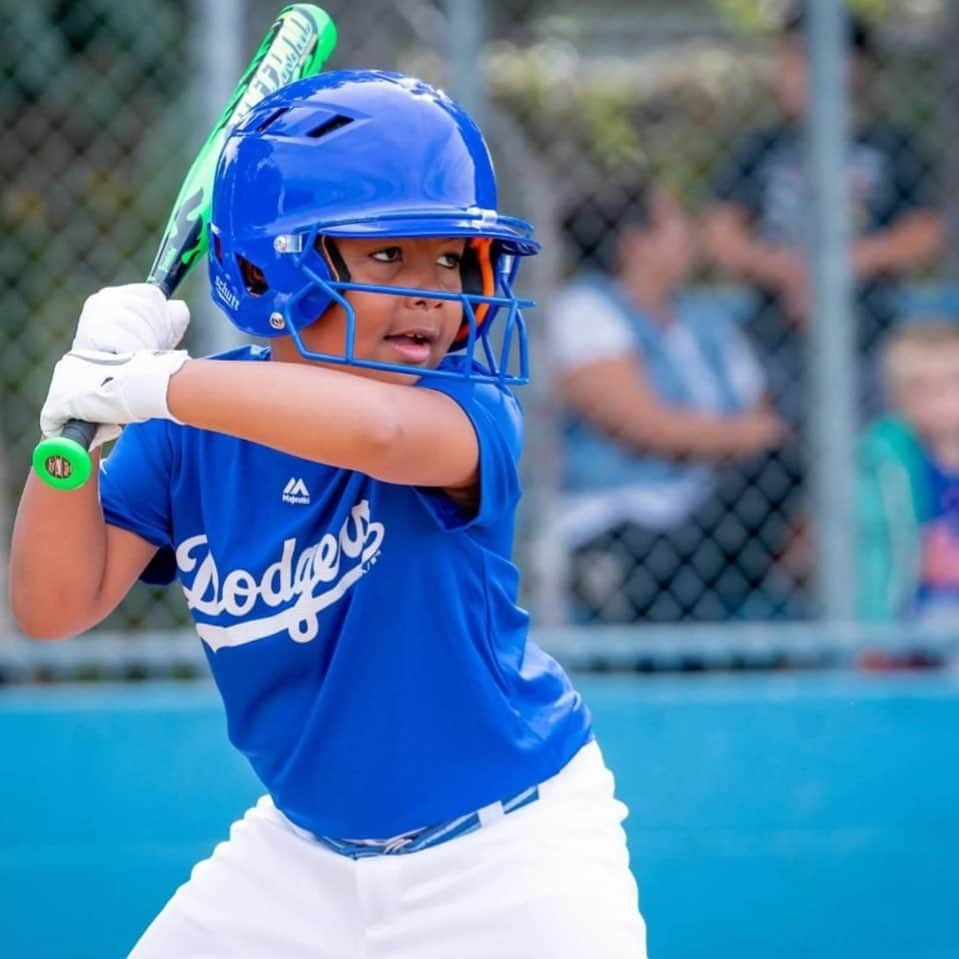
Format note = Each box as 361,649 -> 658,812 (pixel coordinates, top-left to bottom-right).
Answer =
128,741 -> 648,958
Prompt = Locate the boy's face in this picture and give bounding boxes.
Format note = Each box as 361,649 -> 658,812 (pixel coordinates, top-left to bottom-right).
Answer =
895,351 -> 959,445
289,236 -> 467,383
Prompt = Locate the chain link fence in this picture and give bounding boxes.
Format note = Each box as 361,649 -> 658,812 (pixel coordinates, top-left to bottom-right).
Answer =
500,0 -> 957,632
2,0 -> 957,676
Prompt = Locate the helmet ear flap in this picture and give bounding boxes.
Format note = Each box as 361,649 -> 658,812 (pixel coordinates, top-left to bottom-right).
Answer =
453,238 -> 496,349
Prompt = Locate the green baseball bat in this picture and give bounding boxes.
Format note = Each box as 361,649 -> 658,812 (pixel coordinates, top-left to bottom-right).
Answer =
33,3 -> 338,490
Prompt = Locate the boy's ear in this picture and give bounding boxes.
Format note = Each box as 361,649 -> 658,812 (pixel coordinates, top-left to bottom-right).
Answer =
451,239 -> 495,349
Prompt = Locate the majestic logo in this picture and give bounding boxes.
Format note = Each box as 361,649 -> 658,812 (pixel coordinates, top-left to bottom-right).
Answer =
282,477 -> 310,505
176,499 -> 385,651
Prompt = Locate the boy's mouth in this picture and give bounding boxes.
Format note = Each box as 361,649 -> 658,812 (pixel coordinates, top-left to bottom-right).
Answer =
384,328 -> 437,364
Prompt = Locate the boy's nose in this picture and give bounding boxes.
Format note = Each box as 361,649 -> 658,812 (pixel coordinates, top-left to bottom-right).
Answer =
406,292 -> 443,310
401,265 -> 446,309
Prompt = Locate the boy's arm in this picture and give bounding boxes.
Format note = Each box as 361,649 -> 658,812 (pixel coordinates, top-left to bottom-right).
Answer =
9,460 -> 159,639
167,359 -> 480,491
42,343 -> 482,492
17,349 -> 482,639
12,286 -> 187,640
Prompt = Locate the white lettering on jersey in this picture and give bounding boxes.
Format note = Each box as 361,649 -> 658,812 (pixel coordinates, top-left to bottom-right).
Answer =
176,499 -> 385,651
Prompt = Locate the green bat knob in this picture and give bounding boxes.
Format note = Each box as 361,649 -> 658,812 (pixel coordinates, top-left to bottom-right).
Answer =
32,425 -> 95,490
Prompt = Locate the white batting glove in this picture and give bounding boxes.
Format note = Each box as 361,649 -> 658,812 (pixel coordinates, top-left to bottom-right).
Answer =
40,349 -> 191,450
73,284 -> 190,354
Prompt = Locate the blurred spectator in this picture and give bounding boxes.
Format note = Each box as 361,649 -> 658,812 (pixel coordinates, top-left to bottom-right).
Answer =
858,322 -> 959,625
703,3 -> 945,425
548,176 -> 791,623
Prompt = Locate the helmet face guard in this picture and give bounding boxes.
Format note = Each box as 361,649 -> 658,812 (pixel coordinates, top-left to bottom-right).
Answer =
280,232 -> 532,385
208,70 -> 540,384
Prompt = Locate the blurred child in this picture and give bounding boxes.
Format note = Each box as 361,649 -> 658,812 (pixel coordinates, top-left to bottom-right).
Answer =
859,321 -> 959,627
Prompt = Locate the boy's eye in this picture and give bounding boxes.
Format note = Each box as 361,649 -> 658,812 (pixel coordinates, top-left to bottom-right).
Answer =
367,246 -> 462,268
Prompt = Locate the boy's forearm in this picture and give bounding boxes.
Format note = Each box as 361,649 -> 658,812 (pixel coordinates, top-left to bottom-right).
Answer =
9,460 -> 109,638
167,359 -> 399,471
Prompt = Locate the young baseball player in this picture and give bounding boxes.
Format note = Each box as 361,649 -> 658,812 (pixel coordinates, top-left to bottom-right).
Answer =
10,71 -> 647,958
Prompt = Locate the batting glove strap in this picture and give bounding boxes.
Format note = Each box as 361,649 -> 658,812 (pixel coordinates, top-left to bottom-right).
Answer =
73,284 -> 191,354
40,349 -> 191,443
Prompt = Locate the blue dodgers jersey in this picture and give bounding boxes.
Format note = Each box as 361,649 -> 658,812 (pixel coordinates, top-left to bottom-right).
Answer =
99,346 -> 592,838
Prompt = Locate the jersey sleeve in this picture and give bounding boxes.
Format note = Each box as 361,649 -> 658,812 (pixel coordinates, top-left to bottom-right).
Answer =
99,420 -> 176,582
413,374 -> 523,531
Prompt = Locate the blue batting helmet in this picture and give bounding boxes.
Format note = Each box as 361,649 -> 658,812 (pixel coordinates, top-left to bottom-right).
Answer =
208,70 -> 540,383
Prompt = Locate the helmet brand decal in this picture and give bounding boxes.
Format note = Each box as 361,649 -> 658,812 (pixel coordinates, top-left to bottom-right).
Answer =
215,275 -> 240,310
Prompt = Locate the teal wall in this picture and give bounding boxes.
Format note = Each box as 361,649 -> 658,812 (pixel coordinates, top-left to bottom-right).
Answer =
2,673 -> 957,958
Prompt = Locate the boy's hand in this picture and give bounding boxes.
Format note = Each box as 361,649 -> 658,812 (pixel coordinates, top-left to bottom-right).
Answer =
40,349 -> 190,450
73,284 -> 190,354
